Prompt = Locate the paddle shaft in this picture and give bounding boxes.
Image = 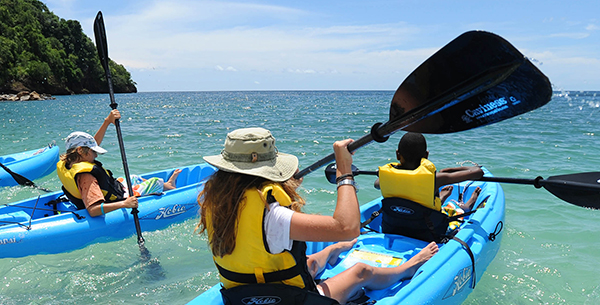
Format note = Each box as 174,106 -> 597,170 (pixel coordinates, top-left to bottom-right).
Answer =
330,168 -> 600,192
479,176 -> 600,192
94,12 -> 144,246
324,164 -> 599,209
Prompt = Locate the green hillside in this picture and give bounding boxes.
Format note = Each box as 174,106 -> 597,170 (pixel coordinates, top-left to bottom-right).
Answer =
0,0 -> 136,95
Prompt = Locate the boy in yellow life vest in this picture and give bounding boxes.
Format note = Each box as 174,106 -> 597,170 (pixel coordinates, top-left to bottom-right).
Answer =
375,132 -> 484,211
374,132 -> 484,240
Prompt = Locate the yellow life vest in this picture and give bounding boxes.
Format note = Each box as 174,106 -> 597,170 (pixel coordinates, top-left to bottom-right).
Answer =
378,158 -> 442,211
56,160 -> 125,209
207,183 -> 312,290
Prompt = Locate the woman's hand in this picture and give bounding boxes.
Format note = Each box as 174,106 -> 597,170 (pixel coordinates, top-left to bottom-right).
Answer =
333,139 -> 354,176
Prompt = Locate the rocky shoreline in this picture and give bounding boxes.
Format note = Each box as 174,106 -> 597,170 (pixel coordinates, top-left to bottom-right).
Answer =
0,91 -> 55,101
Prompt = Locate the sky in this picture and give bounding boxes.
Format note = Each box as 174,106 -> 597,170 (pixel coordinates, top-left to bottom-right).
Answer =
44,0 -> 600,92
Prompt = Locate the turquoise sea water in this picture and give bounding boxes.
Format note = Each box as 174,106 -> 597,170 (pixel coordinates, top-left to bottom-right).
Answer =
0,91 -> 599,304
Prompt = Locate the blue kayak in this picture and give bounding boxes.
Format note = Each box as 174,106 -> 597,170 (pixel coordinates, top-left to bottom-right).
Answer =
0,163 -> 216,258
0,145 -> 59,187
188,167 -> 505,305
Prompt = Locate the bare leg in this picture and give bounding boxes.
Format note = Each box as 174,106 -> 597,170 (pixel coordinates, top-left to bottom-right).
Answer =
163,169 -> 181,190
439,185 -> 453,204
307,239 -> 357,278
318,242 -> 439,304
458,187 -> 481,211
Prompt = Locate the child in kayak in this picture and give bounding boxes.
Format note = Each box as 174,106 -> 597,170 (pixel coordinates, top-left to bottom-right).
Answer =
375,132 -> 483,211
374,132 -> 483,236
57,109 -> 180,217
197,127 -> 438,305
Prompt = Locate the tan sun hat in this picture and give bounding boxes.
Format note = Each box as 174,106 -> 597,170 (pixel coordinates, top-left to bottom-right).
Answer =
203,127 -> 298,182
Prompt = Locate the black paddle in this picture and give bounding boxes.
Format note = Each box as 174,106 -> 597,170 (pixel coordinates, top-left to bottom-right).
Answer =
295,31 -> 552,179
93,12 -> 162,275
0,162 -> 52,192
323,164 -> 600,210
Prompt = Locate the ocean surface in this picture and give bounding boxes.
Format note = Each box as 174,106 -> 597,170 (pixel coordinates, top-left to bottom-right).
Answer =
0,90 -> 599,304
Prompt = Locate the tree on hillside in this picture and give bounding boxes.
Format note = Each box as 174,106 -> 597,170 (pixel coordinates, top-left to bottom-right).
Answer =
0,0 -> 136,94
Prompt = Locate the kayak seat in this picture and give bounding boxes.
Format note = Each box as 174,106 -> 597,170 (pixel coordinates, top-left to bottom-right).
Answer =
0,210 -> 31,226
189,166 -> 202,184
220,283 -> 339,305
0,157 -> 16,164
380,197 -> 450,243
175,167 -> 189,188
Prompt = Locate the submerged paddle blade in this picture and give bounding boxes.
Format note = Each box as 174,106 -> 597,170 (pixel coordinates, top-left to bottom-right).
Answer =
0,162 -> 52,192
542,172 -> 600,210
390,31 -> 552,134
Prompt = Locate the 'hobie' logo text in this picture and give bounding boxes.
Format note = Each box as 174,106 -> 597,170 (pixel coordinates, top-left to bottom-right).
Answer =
391,206 -> 414,215
443,266 -> 473,299
155,204 -> 186,219
241,296 -> 282,305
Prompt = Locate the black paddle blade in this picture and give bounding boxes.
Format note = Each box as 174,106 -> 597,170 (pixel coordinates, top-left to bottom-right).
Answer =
93,12 -> 110,73
390,31 -> 552,134
324,163 -> 378,184
542,172 -> 600,210
324,163 -> 360,183
295,31 -> 552,179
0,162 -> 35,186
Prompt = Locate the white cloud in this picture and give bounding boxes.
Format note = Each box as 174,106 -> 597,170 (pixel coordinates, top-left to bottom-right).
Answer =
586,24 -> 599,31
549,32 -> 590,39
49,0 -> 599,90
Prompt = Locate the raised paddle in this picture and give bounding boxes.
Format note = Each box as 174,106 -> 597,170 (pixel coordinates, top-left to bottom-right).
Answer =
93,12 -> 162,274
323,164 -> 600,210
295,31 -> 552,179
0,162 -> 52,192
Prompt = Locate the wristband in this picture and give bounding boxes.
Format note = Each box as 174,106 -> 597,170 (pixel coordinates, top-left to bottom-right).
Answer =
337,178 -> 358,193
335,173 -> 354,183
101,202 -> 105,215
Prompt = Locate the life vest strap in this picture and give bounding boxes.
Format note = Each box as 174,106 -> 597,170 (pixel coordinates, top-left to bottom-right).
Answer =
216,261 -> 302,284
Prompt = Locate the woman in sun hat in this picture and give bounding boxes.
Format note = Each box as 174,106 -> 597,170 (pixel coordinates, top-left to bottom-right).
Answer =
197,127 -> 438,304
56,109 -> 180,217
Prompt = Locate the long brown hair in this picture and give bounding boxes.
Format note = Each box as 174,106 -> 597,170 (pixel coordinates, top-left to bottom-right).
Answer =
59,147 -> 89,169
196,170 -> 305,257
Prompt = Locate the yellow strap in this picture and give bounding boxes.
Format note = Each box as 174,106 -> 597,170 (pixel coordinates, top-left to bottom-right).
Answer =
260,184 -> 292,207
254,267 -> 265,283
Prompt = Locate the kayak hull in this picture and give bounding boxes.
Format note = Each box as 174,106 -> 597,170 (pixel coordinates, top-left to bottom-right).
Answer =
0,163 -> 216,258
0,145 -> 59,187
187,167 -> 505,305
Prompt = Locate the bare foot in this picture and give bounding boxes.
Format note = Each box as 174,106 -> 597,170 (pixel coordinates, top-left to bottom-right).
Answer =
439,185 -> 453,204
164,169 -> 181,190
328,238 -> 357,265
399,242 -> 439,278
458,187 -> 481,211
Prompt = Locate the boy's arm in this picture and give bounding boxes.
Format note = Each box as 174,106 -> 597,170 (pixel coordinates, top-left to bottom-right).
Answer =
436,166 -> 483,189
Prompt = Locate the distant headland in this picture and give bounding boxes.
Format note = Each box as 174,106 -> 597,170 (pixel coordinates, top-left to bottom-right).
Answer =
0,0 -> 137,97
